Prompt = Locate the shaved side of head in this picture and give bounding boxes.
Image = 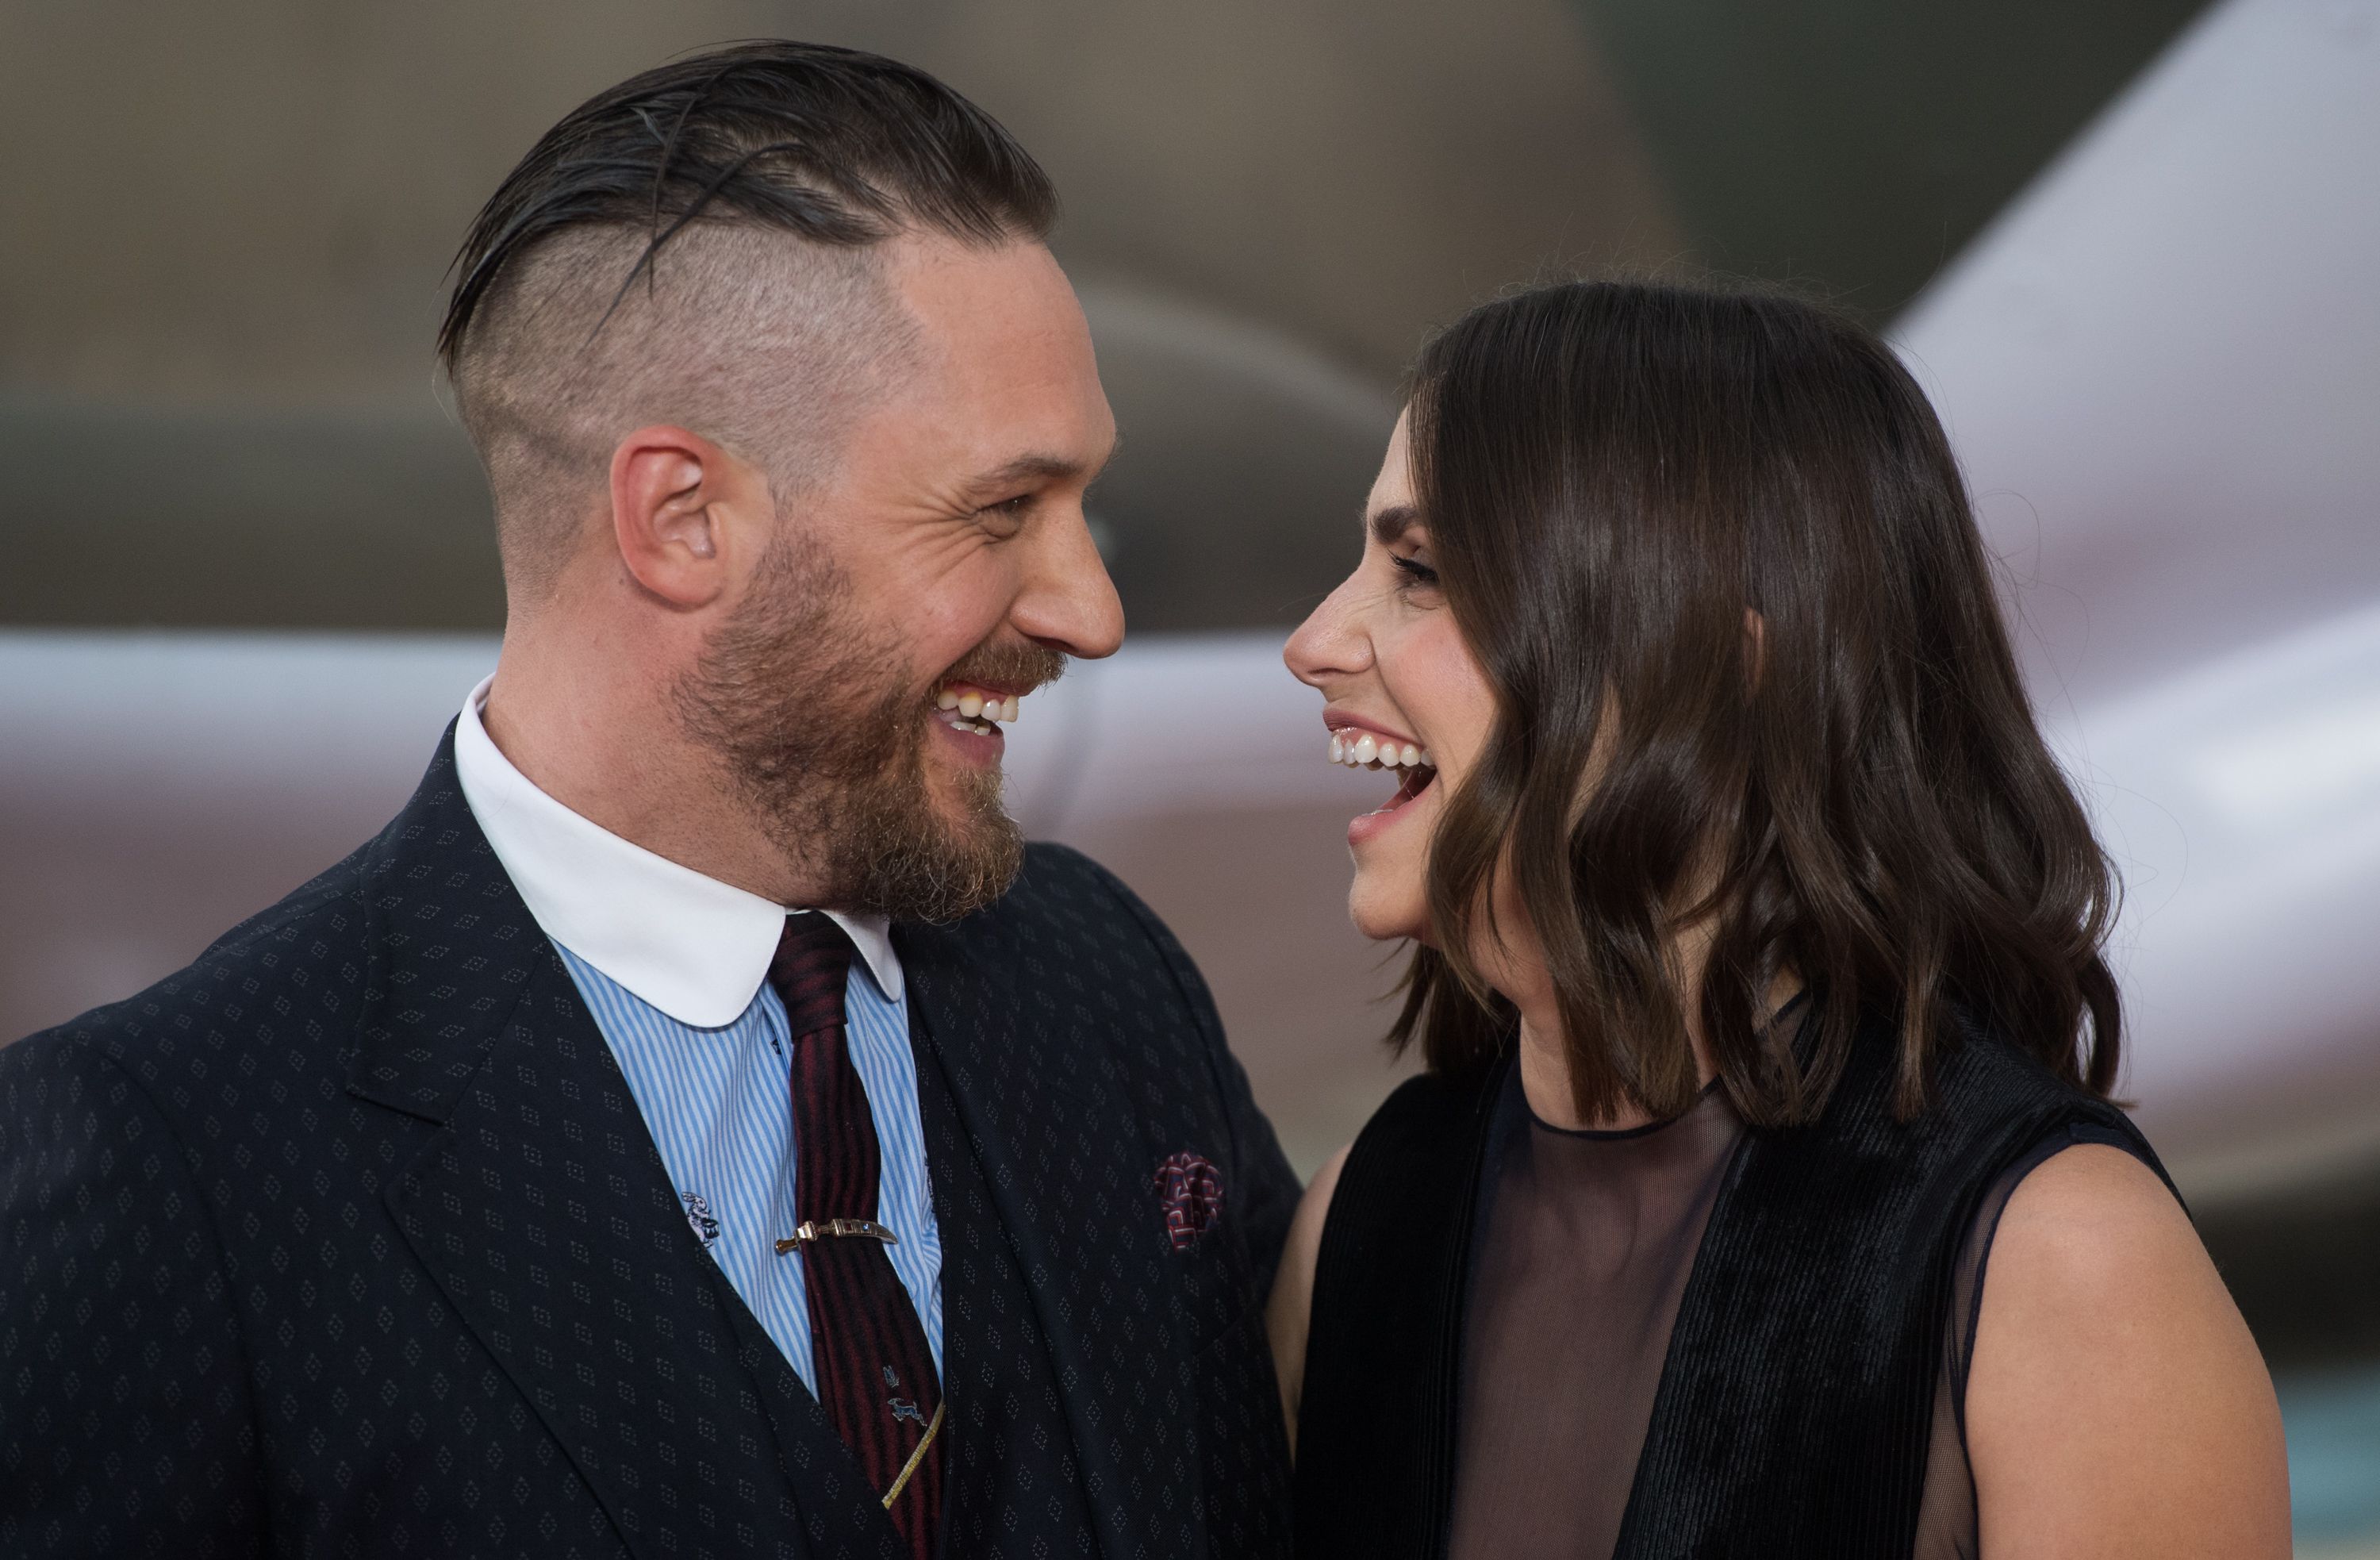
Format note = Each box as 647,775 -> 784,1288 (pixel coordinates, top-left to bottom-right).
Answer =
451,225 -> 915,598
438,42 -> 1058,601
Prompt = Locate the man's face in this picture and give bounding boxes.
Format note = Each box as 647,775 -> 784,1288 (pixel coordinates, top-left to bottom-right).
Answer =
677,235 -> 1123,920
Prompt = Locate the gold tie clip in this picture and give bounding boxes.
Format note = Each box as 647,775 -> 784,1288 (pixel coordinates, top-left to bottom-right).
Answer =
881,1401 -> 946,1509
774,1218 -> 899,1255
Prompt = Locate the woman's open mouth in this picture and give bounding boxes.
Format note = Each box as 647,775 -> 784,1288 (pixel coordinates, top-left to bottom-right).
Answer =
1328,728 -> 1439,819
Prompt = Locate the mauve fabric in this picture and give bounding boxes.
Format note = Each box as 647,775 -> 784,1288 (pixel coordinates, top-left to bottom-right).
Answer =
0,731 -> 1300,1559
1445,1074 -> 1739,1560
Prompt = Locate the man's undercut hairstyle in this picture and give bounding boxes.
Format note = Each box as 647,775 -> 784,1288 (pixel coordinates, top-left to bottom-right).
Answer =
440,41 -> 1058,595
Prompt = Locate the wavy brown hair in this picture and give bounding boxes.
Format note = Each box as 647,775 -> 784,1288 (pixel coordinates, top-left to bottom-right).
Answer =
1392,279 -> 2121,1126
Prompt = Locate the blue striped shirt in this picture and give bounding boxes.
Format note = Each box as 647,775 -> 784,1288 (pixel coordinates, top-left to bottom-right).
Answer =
555,933 -> 945,1392
448,674 -> 944,1394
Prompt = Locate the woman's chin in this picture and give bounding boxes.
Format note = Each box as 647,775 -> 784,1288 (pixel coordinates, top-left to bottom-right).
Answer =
1346,878 -> 1427,944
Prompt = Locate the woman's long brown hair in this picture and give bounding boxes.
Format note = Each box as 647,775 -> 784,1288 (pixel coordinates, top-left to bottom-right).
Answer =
1392,279 -> 2121,1126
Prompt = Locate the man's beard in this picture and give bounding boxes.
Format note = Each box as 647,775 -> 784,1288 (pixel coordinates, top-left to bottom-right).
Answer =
671,535 -> 1064,923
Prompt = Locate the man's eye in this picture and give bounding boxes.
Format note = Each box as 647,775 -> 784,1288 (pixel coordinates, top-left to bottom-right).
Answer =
1392,554 -> 1439,588
980,494 -> 1034,521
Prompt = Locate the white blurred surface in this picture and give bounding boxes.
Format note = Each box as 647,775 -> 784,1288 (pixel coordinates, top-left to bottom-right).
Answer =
1896,0 -> 2380,1186
1899,0 -> 2380,707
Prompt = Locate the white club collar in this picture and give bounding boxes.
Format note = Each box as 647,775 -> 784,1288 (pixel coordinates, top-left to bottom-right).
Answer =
451,676 -> 903,1028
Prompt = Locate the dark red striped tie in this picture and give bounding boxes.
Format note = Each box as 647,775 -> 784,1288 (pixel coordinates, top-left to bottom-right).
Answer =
769,914 -> 944,1558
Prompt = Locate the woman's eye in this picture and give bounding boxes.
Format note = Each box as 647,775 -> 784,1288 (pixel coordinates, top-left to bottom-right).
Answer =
1391,554 -> 1440,589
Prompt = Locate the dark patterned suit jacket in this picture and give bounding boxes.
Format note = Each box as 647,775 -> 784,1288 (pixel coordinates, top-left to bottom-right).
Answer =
0,736 -> 1299,1559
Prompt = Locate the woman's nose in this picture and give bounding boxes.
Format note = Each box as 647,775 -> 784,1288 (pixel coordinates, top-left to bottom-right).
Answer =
1284,572 -> 1371,690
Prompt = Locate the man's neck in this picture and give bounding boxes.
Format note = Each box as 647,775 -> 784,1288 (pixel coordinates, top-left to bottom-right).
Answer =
480,641 -> 817,907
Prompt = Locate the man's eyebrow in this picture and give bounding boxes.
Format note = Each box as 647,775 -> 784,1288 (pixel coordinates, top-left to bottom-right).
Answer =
1368,503 -> 1421,545
960,452 -> 1093,499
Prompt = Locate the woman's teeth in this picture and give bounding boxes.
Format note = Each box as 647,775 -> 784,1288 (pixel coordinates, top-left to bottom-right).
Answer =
1327,732 -> 1434,771
935,685 -> 1020,736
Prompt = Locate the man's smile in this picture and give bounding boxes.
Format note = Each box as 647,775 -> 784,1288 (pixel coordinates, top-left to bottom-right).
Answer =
931,679 -> 1023,736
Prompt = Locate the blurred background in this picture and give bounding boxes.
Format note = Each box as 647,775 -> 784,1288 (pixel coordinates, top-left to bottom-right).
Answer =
3,0 -> 2377,1545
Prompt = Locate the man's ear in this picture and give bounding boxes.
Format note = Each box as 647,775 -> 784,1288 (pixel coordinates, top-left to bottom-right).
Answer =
608,424 -> 767,609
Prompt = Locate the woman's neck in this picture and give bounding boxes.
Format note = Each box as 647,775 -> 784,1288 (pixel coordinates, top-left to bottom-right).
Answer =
1512,999 -> 1712,1133
1499,932 -> 1797,1133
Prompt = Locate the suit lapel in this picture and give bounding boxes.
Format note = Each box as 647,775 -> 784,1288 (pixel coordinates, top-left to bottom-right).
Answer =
345,736 -> 896,1560
898,916 -> 1206,1560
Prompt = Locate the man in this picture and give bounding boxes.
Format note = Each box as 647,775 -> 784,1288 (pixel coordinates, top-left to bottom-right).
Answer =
0,43 -> 1299,1560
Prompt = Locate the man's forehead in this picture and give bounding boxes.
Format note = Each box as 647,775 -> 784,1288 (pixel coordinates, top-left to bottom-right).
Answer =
902,359 -> 1117,490
831,235 -> 1113,491
834,394 -> 1115,505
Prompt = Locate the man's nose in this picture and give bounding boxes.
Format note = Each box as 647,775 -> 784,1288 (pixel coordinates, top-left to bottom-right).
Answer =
1012,509 -> 1126,659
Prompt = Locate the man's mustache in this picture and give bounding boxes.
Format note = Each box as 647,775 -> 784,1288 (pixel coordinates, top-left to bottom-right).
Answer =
939,639 -> 1067,697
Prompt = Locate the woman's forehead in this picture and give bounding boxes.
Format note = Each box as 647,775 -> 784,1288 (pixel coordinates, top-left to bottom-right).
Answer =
1365,411 -> 1418,521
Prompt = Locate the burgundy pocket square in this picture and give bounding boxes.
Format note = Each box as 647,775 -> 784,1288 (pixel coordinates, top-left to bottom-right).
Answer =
1153,1151 -> 1224,1251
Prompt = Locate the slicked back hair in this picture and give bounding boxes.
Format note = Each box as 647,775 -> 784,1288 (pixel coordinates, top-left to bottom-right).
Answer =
1391,279 -> 2122,1128
440,41 -> 1058,595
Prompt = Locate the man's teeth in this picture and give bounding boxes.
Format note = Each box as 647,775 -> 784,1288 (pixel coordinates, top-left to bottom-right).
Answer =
1327,732 -> 1435,770
935,686 -> 1020,732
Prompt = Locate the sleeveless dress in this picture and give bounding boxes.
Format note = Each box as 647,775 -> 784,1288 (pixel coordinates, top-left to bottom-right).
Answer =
1444,1063 -> 2142,1559
1292,1004 -> 2170,1560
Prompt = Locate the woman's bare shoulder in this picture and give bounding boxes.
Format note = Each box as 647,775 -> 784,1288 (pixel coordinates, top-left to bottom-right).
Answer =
1964,1143 -> 2290,1558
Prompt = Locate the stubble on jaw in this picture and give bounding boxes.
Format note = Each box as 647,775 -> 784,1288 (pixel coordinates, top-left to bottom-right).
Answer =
670,528 -> 1063,923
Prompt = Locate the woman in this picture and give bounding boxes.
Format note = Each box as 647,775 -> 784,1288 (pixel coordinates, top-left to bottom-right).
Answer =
1271,279 -> 2288,1559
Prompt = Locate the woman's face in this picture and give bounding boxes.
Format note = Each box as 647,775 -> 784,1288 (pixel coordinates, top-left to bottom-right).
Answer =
1284,411 -> 1498,943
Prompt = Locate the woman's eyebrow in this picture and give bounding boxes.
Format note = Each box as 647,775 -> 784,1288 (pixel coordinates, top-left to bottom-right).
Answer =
1367,503 -> 1420,545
